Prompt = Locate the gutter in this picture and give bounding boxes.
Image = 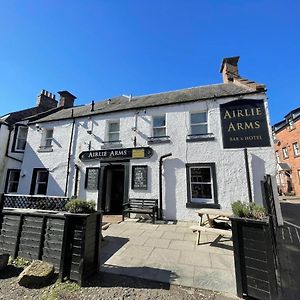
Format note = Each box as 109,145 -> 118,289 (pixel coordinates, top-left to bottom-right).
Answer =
158,153 -> 172,220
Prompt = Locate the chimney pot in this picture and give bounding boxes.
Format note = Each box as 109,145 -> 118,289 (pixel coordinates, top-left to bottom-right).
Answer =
220,56 -> 240,83
37,89 -> 58,109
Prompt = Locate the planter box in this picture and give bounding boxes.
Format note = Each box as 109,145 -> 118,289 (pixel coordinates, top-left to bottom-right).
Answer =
0,206 -> 102,286
230,217 -> 278,300
59,212 -> 102,286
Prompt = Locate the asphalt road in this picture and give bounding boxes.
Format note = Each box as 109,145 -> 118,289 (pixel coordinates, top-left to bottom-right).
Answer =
280,200 -> 300,227
277,200 -> 300,300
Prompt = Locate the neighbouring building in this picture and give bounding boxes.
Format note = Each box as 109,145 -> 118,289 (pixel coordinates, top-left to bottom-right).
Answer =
6,57 -> 277,221
0,90 -> 69,194
272,107 -> 300,196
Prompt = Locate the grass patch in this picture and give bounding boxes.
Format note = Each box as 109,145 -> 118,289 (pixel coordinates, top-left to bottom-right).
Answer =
42,280 -> 80,300
8,256 -> 31,268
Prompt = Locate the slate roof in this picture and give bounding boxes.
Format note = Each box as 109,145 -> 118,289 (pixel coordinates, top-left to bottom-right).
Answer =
272,106 -> 300,133
32,82 -> 260,123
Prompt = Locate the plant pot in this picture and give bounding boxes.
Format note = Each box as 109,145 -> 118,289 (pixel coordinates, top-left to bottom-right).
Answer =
230,216 -> 278,300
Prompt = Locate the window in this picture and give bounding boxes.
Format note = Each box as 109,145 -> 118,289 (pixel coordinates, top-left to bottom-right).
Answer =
30,169 -> 49,195
153,115 -> 166,137
40,129 -> 54,149
5,169 -> 20,193
186,163 -> 219,208
282,147 -> 289,159
298,170 -> 300,184
293,142 -> 300,156
108,121 -> 120,142
275,151 -> 280,163
190,112 -> 208,135
288,118 -> 295,130
15,126 -> 28,151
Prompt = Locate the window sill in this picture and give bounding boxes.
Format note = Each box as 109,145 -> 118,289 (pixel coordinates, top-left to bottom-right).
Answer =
101,141 -> 123,149
186,133 -> 215,142
37,147 -> 53,153
294,155 -> 300,158
148,136 -> 171,144
186,202 -> 220,209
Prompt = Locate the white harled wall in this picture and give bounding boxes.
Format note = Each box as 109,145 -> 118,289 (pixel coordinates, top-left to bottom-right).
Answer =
18,93 -> 276,221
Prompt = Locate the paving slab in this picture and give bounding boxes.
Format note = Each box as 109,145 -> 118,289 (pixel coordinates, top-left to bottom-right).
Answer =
100,219 -> 236,297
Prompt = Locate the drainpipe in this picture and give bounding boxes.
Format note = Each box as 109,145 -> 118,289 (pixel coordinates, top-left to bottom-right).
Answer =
64,110 -> 75,196
158,153 -> 172,220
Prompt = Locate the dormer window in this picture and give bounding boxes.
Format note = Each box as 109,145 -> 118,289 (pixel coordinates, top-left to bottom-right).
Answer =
288,118 -> 295,130
15,126 -> 28,151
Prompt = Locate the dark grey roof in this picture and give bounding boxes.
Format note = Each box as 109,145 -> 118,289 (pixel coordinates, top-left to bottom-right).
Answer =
272,106 -> 300,133
32,82 -> 259,123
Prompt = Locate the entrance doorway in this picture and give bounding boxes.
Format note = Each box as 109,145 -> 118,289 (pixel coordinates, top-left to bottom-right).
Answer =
100,164 -> 128,215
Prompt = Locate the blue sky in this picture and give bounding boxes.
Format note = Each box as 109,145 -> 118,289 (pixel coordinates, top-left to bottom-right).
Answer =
0,1 -> 299,124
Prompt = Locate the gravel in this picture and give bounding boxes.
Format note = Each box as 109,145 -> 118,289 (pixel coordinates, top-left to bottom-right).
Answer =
0,265 -> 231,300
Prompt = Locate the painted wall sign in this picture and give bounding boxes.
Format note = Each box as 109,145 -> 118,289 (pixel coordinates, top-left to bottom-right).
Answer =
132,165 -> 148,190
79,147 -> 153,161
220,99 -> 270,149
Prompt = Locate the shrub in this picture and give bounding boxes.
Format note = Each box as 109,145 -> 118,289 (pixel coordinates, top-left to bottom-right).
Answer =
231,200 -> 267,220
65,199 -> 96,214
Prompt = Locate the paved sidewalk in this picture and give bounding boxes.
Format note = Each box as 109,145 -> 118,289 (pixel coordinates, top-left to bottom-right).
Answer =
100,219 -> 236,297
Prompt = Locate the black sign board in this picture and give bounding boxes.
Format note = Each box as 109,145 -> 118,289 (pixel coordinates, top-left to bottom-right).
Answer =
132,166 -> 148,190
85,168 -> 99,190
79,147 -> 153,161
220,99 -> 270,149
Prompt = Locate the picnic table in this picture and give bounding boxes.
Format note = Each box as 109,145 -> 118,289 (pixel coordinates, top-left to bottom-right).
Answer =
190,208 -> 233,245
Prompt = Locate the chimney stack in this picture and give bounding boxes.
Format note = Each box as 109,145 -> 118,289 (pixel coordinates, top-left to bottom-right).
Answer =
220,56 -> 240,83
37,89 -> 58,109
58,91 -> 77,108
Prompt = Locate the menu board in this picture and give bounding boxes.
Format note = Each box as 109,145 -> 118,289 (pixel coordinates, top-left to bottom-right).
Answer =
132,166 -> 148,190
85,168 -> 99,190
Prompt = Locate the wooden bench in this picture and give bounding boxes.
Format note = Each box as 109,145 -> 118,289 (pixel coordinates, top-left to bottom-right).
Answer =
122,198 -> 158,224
190,225 -> 232,245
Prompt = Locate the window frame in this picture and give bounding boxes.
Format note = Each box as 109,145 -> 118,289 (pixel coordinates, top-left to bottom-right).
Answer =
186,163 -> 219,209
39,128 -> 54,151
152,115 -> 167,138
12,125 -> 28,152
282,147 -> 289,159
275,150 -> 280,163
288,118 -> 295,130
30,168 -> 49,195
190,111 -> 208,136
107,120 -> 120,142
292,142 -> 300,157
4,169 -> 21,193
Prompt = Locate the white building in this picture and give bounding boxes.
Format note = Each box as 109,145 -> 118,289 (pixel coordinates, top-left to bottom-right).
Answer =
12,57 -> 276,221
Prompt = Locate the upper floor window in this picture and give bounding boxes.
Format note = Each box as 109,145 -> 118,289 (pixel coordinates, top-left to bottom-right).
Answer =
275,151 -> 280,163
5,169 -> 20,193
293,142 -> 300,156
153,115 -> 166,137
282,147 -> 289,159
288,118 -> 295,130
15,126 -> 28,151
108,121 -> 120,142
190,112 -> 208,135
39,128 -> 54,149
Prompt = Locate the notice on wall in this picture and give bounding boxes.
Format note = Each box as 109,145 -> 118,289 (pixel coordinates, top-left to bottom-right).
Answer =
132,166 -> 148,190
220,99 -> 270,149
85,168 -> 99,190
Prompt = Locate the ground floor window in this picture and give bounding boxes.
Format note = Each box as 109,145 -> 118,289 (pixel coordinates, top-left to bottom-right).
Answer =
5,169 -> 20,193
30,168 -> 49,195
186,163 -> 219,208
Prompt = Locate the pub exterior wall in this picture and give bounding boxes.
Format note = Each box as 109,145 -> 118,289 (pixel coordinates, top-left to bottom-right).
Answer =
18,92 -> 276,221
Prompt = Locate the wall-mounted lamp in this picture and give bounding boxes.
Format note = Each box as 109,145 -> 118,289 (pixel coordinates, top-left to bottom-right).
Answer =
35,123 -> 42,131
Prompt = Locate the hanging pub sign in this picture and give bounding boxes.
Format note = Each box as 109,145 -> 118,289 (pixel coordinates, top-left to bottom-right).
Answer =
132,165 -> 148,190
220,99 -> 270,149
79,147 -> 153,161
